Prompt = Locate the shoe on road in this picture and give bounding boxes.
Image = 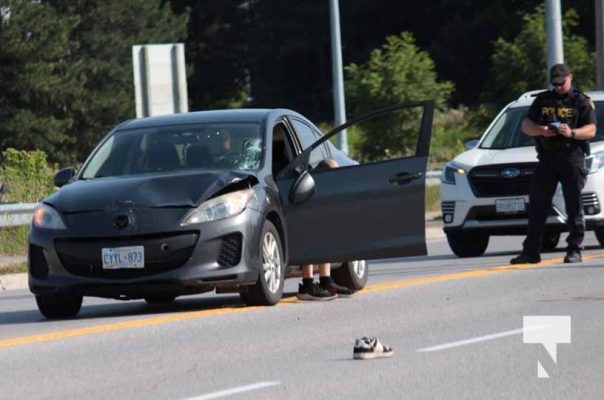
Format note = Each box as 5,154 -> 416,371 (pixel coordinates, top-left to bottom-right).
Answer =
296,283 -> 336,301
353,337 -> 394,360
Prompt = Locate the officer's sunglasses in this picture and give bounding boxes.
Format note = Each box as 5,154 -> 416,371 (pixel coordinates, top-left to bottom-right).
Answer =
552,77 -> 567,87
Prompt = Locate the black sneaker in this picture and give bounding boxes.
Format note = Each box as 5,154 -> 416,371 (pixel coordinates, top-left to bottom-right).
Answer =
563,251 -> 582,263
510,253 -> 541,264
320,278 -> 356,298
296,283 -> 336,301
353,337 -> 394,360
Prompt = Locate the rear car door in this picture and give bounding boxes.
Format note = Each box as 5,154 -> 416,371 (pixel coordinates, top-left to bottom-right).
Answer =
276,101 -> 434,265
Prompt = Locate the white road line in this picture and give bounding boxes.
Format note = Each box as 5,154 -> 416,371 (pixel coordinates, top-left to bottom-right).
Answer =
417,324 -> 551,352
184,381 -> 280,400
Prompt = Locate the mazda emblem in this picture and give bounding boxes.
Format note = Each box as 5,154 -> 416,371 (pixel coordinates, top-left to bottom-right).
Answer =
113,214 -> 132,230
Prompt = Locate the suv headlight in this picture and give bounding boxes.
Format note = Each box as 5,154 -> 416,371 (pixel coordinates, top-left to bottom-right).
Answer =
32,204 -> 67,230
181,188 -> 253,225
586,151 -> 604,174
442,163 -> 467,185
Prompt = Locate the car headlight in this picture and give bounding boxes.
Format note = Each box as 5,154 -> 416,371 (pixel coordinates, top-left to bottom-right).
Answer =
180,189 -> 253,226
586,151 -> 604,174
32,204 -> 67,229
442,163 -> 467,185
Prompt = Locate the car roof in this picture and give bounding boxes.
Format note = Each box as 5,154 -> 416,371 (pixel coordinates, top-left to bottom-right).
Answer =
117,108 -> 303,129
509,89 -> 604,108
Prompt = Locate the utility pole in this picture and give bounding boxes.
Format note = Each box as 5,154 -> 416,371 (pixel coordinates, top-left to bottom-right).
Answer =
596,0 -> 604,90
329,0 -> 348,154
545,0 -> 564,84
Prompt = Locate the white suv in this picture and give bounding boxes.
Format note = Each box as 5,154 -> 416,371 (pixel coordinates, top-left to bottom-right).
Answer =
440,90 -> 604,257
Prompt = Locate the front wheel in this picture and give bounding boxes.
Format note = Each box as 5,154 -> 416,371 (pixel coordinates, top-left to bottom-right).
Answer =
446,231 -> 489,257
331,260 -> 368,290
35,292 -> 83,319
240,220 -> 285,306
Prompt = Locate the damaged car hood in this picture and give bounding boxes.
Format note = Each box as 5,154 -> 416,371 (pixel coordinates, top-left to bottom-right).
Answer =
46,171 -> 256,213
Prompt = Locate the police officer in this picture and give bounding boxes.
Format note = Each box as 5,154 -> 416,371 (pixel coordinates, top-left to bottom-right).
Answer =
511,64 -> 596,264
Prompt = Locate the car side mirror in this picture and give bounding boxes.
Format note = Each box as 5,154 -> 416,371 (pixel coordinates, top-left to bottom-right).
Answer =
289,170 -> 315,204
464,139 -> 479,150
53,167 -> 77,188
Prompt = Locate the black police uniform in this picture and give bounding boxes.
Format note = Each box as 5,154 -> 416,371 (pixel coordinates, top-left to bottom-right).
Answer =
522,87 -> 596,256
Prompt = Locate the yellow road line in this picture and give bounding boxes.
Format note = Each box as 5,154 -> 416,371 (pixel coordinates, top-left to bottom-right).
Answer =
0,255 -> 593,349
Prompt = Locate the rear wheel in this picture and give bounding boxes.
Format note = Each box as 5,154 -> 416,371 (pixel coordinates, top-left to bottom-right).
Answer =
240,220 -> 284,306
35,292 -> 83,319
446,231 -> 489,257
331,260 -> 368,290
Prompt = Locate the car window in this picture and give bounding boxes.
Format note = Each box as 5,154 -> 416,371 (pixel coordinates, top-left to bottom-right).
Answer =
289,118 -> 324,167
480,106 -> 533,149
80,122 -> 263,179
272,123 -> 296,176
481,100 -> 604,150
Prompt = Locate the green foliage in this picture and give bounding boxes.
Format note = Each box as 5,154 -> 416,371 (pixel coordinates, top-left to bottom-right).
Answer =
345,32 -> 454,161
0,148 -> 55,202
481,5 -> 595,110
425,185 -> 441,213
429,107 -> 480,170
0,261 -> 27,275
0,226 -> 30,256
0,0 -> 188,165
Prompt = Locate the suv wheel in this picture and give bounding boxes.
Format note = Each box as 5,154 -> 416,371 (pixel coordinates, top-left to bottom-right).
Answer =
595,227 -> 604,247
446,231 -> 489,257
542,230 -> 560,251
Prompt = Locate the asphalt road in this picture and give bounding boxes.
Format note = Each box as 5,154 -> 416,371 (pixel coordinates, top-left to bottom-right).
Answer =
1,231 -> 603,399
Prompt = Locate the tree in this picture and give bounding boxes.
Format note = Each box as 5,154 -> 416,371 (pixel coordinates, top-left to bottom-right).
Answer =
481,5 -> 595,110
0,0 -> 188,165
0,1 -> 79,162
345,32 -> 453,161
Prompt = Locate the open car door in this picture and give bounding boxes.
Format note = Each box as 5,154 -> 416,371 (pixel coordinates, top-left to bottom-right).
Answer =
276,101 -> 434,265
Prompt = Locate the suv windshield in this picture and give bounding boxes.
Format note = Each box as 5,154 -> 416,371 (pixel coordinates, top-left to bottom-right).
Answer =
80,122 -> 263,179
480,100 -> 604,150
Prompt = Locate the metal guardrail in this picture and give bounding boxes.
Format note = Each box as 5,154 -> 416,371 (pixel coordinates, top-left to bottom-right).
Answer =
0,203 -> 36,228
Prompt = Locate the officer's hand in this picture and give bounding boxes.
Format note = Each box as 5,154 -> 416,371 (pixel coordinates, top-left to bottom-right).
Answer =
558,123 -> 572,138
540,126 -> 556,138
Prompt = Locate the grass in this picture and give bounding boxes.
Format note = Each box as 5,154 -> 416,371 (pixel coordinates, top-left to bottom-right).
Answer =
425,185 -> 441,213
0,261 -> 27,275
0,225 -> 29,255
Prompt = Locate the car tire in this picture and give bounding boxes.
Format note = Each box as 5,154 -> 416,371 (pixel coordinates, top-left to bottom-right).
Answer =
595,227 -> 604,247
240,220 -> 285,306
446,231 -> 489,257
35,292 -> 83,319
144,295 -> 176,304
331,260 -> 368,290
542,230 -> 560,251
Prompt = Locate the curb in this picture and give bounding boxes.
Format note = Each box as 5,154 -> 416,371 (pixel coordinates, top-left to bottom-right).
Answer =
0,272 -> 28,291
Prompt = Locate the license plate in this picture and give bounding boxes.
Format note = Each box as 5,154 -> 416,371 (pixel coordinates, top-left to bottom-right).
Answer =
495,198 -> 525,214
102,246 -> 144,269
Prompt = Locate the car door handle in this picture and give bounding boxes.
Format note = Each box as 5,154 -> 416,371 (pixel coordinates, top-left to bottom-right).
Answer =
388,171 -> 423,185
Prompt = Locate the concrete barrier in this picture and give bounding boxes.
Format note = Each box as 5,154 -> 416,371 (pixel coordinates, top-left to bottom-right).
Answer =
0,203 -> 36,228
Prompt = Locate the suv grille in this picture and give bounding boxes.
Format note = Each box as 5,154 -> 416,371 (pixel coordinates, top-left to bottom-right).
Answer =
468,163 -> 537,197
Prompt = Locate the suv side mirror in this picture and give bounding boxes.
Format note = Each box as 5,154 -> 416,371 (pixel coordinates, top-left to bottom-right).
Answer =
464,139 -> 479,150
